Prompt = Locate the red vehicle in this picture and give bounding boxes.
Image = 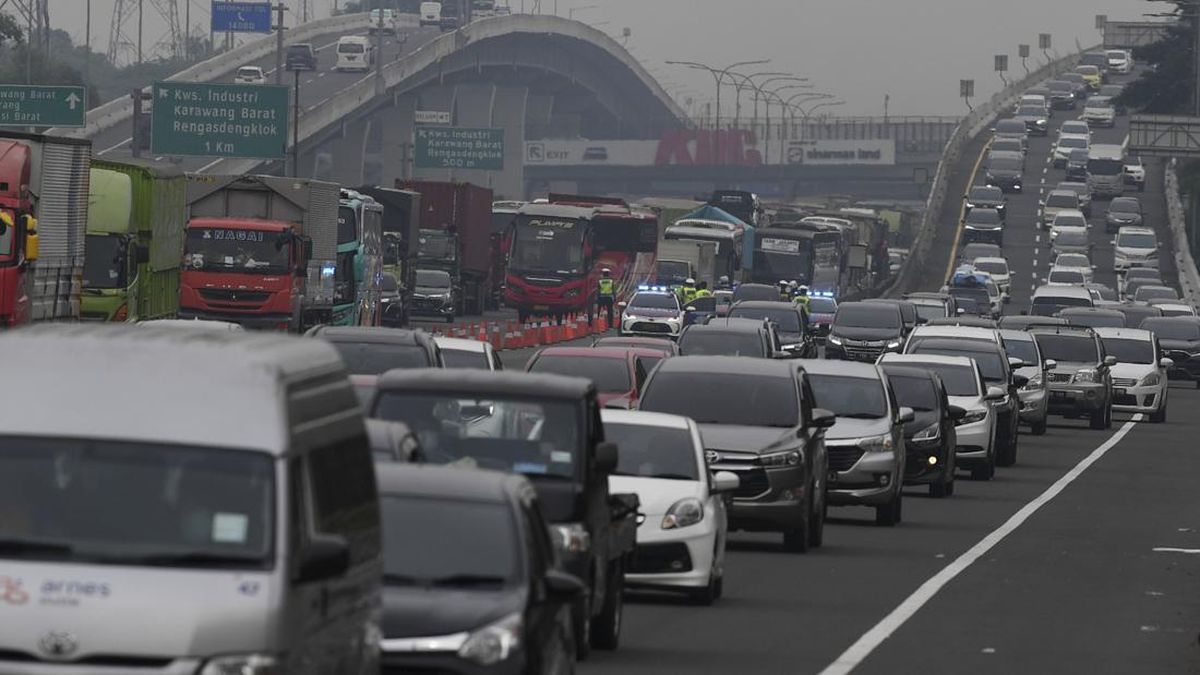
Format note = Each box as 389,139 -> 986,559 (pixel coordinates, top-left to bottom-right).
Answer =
504,203 -> 600,322
548,194 -> 659,302
525,346 -> 660,408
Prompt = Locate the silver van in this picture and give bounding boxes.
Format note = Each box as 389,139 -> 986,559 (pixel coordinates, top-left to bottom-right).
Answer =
0,325 -> 381,674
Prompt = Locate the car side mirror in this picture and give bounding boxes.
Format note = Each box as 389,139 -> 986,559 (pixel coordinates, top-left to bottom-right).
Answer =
1044,359 -> 1057,371
685,306 -> 696,312
1110,240 -> 1116,246
956,308 -> 966,316
594,441 -> 618,474
711,471 -> 740,493
1160,357 -> 1174,369
617,301 -> 627,310
897,406 -> 915,424
810,407 -> 837,429
985,386 -> 1006,401
1103,355 -> 1117,368
1012,374 -> 1030,388
946,404 -> 967,421
1008,357 -> 1026,369
543,569 -> 586,602
294,534 -> 350,584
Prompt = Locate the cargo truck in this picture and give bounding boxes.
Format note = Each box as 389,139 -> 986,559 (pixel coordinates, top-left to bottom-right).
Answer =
396,180 -> 494,316
655,239 -> 718,291
0,131 -> 91,327
338,188 -> 384,327
357,185 -> 421,326
181,175 -> 338,331
82,159 -> 186,321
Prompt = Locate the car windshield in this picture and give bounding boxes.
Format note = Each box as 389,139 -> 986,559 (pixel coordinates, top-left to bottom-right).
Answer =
329,342 -> 431,375
83,234 -> 125,290
907,338 -> 1005,381
990,156 -> 1021,171
974,260 -> 1008,275
991,139 -> 1022,153
1055,230 -> 1087,245
630,293 -> 679,311
1143,319 -> 1200,340
809,297 -> 837,313
886,374 -> 939,412
1001,336 -> 1039,366
808,374 -> 888,419
1117,233 -> 1156,248
1110,201 -> 1140,214
605,422 -> 699,481
1049,269 -> 1085,284
1046,193 -> 1078,208
381,496 -> 517,587
1034,334 -> 1100,363
416,269 -> 451,288
372,393 -> 582,480
440,348 -> 490,369
678,330 -> 765,357
1060,137 -> 1088,149
0,437 -> 273,568
969,187 -> 1002,201
729,306 -> 801,332
967,210 -> 1001,225
183,228 -> 290,274
836,304 -> 900,329
1101,338 -> 1155,365
529,355 -> 631,393
641,372 -> 799,427
1136,287 -> 1178,302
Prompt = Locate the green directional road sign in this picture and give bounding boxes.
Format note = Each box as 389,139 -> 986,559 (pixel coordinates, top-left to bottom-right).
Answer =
415,126 -> 505,170
151,82 -> 288,158
0,85 -> 86,127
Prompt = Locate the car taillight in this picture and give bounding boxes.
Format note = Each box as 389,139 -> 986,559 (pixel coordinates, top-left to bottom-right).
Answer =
113,304 -> 129,322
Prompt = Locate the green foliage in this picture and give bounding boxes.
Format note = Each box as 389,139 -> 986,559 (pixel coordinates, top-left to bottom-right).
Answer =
1116,3 -> 1193,114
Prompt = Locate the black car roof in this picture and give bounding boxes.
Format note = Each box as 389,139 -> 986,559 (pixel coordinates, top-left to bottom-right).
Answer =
309,326 -> 436,347
375,463 -> 527,503
730,300 -> 801,312
653,355 -> 794,377
377,368 -> 594,400
878,364 -> 940,384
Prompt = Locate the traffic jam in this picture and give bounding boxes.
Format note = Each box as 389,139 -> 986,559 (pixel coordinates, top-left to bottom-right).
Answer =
0,13 -> 1195,675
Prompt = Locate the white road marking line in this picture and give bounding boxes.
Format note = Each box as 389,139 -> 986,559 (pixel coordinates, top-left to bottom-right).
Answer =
198,158 -> 224,173
1042,167 -> 1048,175
818,415 -> 1143,675
98,137 -> 131,156
1152,547 -> 1200,554
1035,234 -> 1040,244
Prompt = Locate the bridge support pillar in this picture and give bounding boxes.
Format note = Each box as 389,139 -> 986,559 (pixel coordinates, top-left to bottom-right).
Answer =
376,93 -> 416,186
328,118 -> 371,187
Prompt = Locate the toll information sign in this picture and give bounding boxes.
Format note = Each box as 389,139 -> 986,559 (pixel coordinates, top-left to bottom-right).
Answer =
151,82 -> 288,158
0,85 -> 86,127
415,126 -> 504,170
211,1 -> 273,33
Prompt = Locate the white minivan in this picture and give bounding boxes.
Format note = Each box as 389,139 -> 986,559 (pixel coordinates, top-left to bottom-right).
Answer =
335,35 -> 373,72
420,1 -> 442,26
0,325 -> 382,674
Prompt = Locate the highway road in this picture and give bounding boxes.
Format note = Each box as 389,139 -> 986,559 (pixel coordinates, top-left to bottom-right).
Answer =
91,22 -> 443,173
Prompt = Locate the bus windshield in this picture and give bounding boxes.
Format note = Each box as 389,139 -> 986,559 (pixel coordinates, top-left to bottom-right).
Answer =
594,215 -> 656,254
337,206 -> 357,245
758,237 -> 814,282
1087,158 -> 1123,176
510,217 -> 587,275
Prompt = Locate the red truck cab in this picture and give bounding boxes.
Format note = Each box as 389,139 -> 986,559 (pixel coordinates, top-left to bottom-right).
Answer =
0,140 -> 39,327
179,217 -> 311,331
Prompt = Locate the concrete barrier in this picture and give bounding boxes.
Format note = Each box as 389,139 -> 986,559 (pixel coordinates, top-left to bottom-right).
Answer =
1163,159 -> 1200,309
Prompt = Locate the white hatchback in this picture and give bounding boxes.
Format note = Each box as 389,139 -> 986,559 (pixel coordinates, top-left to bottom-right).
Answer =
603,409 -> 738,605
234,65 -> 265,84
1095,327 -> 1170,422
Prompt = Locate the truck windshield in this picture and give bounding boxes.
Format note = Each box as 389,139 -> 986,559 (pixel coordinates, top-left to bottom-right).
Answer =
381,496 -> 517,588
338,206 -> 358,245
184,228 -> 290,274
594,215 -> 655,253
0,437 -> 273,569
510,217 -> 586,275
417,231 -> 456,262
0,209 -> 14,261
656,260 -> 690,284
83,234 -> 126,290
372,393 -> 582,480
334,250 -> 357,305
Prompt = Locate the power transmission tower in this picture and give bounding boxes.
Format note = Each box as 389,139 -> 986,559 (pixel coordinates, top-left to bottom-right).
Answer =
2,0 -> 50,54
108,0 -> 184,66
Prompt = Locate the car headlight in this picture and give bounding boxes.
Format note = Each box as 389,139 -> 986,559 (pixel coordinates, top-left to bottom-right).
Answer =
857,434 -> 894,453
828,335 -> 844,346
1072,368 -> 1101,384
458,612 -> 522,666
760,449 -> 802,467
200,654 -> 280,675
886,339 -> 902,350
662,498 -> 704,530
623,314 -> 639,322
1022,373 -> 1043,390
965,202 -> 975,209
551,523 -> 590,554
956,409 -> 988,426
913,423 -> 940,441
1138,371 -> 1161,387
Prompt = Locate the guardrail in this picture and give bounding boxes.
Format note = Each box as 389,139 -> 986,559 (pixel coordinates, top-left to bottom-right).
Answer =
1163,159 -> 1200,309
49,12 -> 376,140
882,48 -> 1092,298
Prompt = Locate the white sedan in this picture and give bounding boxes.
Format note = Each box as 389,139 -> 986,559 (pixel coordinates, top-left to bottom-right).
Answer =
1096,328 -> 1170,422
603,409 -> 738,605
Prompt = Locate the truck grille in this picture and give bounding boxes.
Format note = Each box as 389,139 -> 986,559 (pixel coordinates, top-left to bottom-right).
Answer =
198,289 -> 271,304
629,542 -> 693,574
828,445 -> 866,472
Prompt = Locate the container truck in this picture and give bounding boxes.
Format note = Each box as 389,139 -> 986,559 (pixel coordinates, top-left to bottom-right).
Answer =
337,188 -> 384,327
181,174 -> 338,331
83,159 -> 186,321
357,185 -> 421,325
396,179 -> 494,316
0,131 -> 91,327
655,239 -> 717,291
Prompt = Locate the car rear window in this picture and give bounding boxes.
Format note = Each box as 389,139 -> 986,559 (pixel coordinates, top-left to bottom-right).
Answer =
808,374 -> 889,419
641,372 -> 799,427
330,342 -> 432,375
678,329 -> 766,357
529,355 -> 631,393
605,422 -> 699,481
1032,334 -> 1101,363
907,338 -> 1006,381
1101,338 -> 1154,365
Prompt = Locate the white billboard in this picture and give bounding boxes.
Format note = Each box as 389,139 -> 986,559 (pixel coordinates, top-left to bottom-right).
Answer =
523,138 -> 896,167
784,140 -> 896,166
524,140 -> 658,166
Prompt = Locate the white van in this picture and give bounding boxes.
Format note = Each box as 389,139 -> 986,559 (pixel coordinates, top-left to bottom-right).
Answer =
335,35 -> 373,72
0,325 -> 382,674
1031,284 -> 1095,317
420,1 -> 442,26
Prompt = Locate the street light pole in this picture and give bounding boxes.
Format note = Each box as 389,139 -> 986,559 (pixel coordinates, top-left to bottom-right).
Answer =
293,69 -> 301,176
274,3 -> 288,85
722,71 -> 786,129
665,58 -> 769,128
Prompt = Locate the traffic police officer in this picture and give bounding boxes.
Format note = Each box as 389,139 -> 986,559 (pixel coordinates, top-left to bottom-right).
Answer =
679,277 -> 698,304
597,268 -> 615,324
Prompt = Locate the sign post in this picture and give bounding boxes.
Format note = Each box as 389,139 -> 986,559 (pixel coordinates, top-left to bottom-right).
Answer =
994,54 -> 1009,86
211,1 -> 273,33
959,79 -> 975,112
1039,33 -> 1052,62
414,127 -> 504,170
1018,44 -> 1031,74
151,81 -> 289,158
0,85 -> 86,127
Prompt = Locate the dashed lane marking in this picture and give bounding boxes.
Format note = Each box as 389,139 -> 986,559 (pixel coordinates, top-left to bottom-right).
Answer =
1152,547 -> 1200,554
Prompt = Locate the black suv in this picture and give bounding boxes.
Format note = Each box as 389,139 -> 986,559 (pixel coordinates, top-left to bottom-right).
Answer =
639,356 -> 836,552
727,300 -> 817,358
370,370 -> 639,656
677,317 -> 781,358
962,207 -> 1004,246
1030,326 -> 1116,429
825,301 -> 905,361
285,43 -> 317,71
964,185 -> 1007,220
305,326 -> 444,375
1142,317 -> 1200,387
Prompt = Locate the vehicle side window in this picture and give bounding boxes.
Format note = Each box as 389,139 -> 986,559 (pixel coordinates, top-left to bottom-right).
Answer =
798,374 -> 815,425
288,458 -> 308,579
492,351 -> 504,371
634,358 -> 648,393
306,434 -> 381,566
520,499 -> 551,578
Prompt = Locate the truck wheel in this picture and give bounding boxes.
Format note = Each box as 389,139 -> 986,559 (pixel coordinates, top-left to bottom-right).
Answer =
1089,405 -> 1107,429
589,560 -> 623,651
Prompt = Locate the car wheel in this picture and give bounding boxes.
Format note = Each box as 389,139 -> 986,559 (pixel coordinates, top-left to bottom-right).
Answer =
589,561 -> 623,650
930,472 -> 951,498
572,596 -> 591,661
996,425 -> 1018,467
782,509 -> 810,553
875,492 -> 901,526
1150,398 -> 1167,423
1089,405 -> 1107,429
688,570 -> 719,606
1193,378 -> 1199,390
713,574 -> 724,600
1104,403 -> 1114,429
1032,418 -> 1048,435
807,487 -> 825,548
945,477 -> 956,496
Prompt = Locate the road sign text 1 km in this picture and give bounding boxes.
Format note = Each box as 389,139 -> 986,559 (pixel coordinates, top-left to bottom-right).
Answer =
151,82 -> 289,159
0,85 -> 86,127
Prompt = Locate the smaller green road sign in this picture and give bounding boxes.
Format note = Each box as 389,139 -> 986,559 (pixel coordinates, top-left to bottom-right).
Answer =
151,82 -> 288,158
0,85 -> 86,127
415,127 -> 504,170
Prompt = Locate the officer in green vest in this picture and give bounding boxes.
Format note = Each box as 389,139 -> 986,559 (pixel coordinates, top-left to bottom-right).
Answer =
679,278 -> 698,305
793,285 -> 812,317
597,268 -> 615,325
694,280 -> 713,298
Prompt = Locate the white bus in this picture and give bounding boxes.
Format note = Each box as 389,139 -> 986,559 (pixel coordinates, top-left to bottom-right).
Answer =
1087,143 -> 1126,198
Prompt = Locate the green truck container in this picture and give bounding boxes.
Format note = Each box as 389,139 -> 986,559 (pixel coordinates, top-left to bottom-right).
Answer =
82,159 -> 186,321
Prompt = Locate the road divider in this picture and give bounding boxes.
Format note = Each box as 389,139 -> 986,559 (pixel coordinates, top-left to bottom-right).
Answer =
1163,159 -> 1200,310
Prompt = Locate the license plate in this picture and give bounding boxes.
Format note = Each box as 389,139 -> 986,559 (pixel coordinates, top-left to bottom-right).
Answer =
1114,388 -> 1126,396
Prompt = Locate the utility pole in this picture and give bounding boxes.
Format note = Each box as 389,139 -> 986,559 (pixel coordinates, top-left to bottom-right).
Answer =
274,2 -> 287,85
374,3 -> 384,95
293,69 -> 301,176
85,0 -> 92,95
138,0 -> 144,64
24,8 -> 31,84
184,0 -> 189,60
1194,3 -> 1200,116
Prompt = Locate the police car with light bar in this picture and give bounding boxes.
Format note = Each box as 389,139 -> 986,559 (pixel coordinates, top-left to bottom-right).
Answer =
620,286 -> 685,338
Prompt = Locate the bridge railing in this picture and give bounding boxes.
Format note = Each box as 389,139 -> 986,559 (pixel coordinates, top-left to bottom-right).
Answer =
882,48 -> 1092,298
1164,159 -> 1200,309
50,12 -> 377,139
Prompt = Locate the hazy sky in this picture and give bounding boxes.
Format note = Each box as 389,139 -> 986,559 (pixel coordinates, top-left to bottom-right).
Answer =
55,0 -> 1173,116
